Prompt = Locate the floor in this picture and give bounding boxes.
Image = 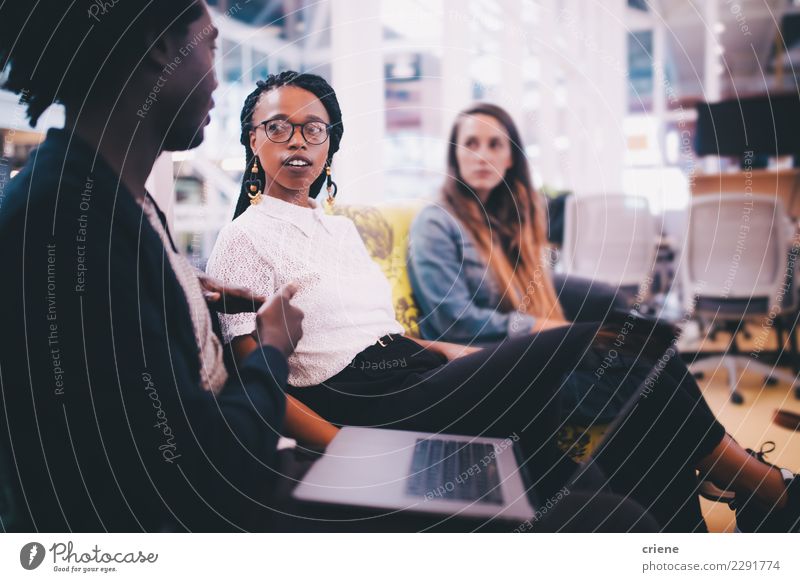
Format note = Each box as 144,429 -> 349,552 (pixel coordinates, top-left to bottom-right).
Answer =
682,323 -> 800,532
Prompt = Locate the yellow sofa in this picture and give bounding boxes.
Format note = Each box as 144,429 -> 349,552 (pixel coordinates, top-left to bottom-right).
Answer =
328,202 -> 607,460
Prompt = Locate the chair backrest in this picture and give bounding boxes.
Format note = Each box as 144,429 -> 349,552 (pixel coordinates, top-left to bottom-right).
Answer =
327,201 -> 429,337
682,194 -> 795,312
561,194 -> 657,287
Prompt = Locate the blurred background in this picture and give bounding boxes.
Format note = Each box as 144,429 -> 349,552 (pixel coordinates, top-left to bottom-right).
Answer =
1,0 -> 799,263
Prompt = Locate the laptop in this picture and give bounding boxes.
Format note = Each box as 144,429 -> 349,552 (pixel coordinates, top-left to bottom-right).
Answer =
293,320 -> 672,523
294,427 -> 536,521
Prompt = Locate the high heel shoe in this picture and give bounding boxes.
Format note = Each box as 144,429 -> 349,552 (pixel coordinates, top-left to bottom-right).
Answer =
697,441 -> 799,532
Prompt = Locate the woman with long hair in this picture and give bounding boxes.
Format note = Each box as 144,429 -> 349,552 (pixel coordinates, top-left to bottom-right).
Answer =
408,103 -> 618,345
408,103 -> 632,423
205,71 -> 799,532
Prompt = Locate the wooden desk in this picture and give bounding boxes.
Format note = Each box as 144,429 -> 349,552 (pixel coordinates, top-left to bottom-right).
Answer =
691,169 -> 800,219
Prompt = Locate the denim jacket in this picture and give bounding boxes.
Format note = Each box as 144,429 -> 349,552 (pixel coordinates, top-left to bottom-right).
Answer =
408,204 -> 537,343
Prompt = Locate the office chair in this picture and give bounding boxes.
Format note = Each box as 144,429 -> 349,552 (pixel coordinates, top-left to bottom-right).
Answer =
682,194 -> 800,404
560,194 -> 658,309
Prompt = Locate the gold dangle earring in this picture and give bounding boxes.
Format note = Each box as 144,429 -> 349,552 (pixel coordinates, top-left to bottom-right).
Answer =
246,157 -> 263,205
325,162 -> 338,207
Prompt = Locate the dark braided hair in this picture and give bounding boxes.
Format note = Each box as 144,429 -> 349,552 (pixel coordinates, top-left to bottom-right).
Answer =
233,71 -> 344,219
0,0 -> 203,126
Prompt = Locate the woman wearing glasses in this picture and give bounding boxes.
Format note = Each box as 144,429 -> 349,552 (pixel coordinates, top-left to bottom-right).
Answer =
206,72 -> 799,533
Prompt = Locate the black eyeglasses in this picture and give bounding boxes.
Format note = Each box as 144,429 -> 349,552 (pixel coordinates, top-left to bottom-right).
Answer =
256,118 -> 331,145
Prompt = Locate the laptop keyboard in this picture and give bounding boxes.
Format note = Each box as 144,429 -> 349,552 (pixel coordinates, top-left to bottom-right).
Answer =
406,439 -> 504,504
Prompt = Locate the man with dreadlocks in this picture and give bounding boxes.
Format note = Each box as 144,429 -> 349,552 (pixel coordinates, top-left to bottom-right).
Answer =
0,1 -> 303,531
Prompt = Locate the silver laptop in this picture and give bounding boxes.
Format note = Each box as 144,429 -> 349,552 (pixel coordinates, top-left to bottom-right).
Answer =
293,427 -> 536,521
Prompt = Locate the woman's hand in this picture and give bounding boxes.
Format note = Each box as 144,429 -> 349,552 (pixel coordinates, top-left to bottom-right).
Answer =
435,343 -> 482,361
409,337 -> 482,361
196,271 -> 266,314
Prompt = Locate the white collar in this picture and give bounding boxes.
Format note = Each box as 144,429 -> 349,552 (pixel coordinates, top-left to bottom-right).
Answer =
250,195 -> 335,237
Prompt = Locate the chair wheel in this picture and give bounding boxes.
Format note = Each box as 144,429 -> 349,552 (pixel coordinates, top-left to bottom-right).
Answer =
764,376 -> 780,387
731,392 -> 745,405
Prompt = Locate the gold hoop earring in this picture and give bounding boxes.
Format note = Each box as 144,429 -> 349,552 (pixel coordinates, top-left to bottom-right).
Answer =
246,158 -> 263,205
325,163 -> 338,207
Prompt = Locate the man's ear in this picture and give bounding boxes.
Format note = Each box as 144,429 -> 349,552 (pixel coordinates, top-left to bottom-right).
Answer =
142,24 -> 180,71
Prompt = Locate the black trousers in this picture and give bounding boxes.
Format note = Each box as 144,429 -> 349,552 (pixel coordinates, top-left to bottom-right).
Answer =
288,332 -> 725,532
552,273 -> 627,323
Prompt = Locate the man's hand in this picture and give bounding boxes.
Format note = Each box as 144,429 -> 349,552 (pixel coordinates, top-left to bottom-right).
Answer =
255,284 -> 304,358
196,271 -> 266,314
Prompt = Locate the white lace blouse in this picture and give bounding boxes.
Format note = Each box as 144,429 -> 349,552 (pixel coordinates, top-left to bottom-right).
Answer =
205,196 -> 404,387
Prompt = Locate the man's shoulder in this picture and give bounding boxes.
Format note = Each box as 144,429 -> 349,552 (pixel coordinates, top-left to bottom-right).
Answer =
1,136 -> 108,230
0,165 -> 58,236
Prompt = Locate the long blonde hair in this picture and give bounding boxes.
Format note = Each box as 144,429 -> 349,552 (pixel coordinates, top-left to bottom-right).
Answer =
442,103 -> 564,320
